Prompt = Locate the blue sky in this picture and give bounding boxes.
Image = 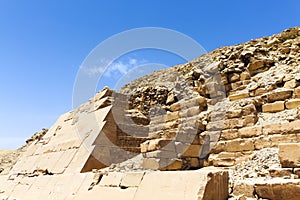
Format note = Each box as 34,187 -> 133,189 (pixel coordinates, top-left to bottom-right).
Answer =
0,0 -> 299,149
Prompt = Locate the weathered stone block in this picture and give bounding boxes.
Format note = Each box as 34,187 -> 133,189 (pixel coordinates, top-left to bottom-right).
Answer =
134,169 -> 229,200
99,172 -> 123,187
270,134 -> 297,147
255,179 -> 300,200
279,143 -> 300,167
295,87 -> 300,98
269,168 -> 293,178
233,180 -> 255,198
169,102 -> 181,111
141,139 -> 172,153
120,172 -> 145,187
229,92 -> 249,101
220,129 -> 239,140
248,60 -> 265,71
267,89 -> 293,102
254,136 -> 271,150
263,123 -> 281,135
285,99 -> 300,109
240,71 -> 251,81
284,79 -> 299,88
165,111 -> 180,122
238,126 -> 262,138
262,101 -> 285,113
224,139 -> 255,152
144,150 -> 176,159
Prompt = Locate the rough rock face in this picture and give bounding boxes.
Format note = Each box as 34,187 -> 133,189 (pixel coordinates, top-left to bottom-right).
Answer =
1,27 -> 300,200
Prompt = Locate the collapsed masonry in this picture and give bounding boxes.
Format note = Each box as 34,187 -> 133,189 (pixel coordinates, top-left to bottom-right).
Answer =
1,27 -> 300,199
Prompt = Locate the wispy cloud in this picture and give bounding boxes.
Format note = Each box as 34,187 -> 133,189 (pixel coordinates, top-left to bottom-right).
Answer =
83,58 -> 146,77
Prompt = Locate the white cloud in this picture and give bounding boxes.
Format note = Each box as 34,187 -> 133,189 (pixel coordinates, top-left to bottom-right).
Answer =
83,58 -> 146,77
129,58 -> 137,65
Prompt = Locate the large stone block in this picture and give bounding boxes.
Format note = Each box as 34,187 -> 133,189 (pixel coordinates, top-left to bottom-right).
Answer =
262,101 -> 285,113
267,89 -> 293,103
285,99 -> 300,109
229,92 -> 249,101
238,126 -> 262,138
255,179 -> 300,200
165,111 -> 180,122
142,158 -> 182,170
233,180 -> 255,198
279,143 -> 300,167
224,139 -> 255,152
295,86 -> 300,98
134,169 -> 229,200
120,172 -> 145,187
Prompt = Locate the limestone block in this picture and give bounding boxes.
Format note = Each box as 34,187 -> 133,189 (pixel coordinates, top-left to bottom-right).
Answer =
254,87 -> 268,96
248,60 -> 265,71
285,99 -> 300,109
134,169 -> 229,200
294,168 -> 300,177
263,123 -> 281,135
295,86 -> 300,98
220,129 -> 239,140
169,102 -> 181,111
238,126 -> 262,138
279,143 -> 300,167
255,179 -> 300,200
229,92 -> 249,101
176,144 -> 202,157
228,73 -> 240,83
74,187 -> 137,200
52,149 -> 77,174
224,139 -> 255,152
142,158 -> 161,170
242,115 -> 258,127
209,152 -> 237,167
120,172 -> 145,187
225,118 -> 244,129
233,180 -> 255,198
140,141 -> 149,153
269,168 -> 293,178
186,106 -> 200,117
240,71 -> 251,81
142,158 -> 182,170
144,150 -> 176,159
280,120 -> 300,134
262,101 -> 285,113
226,108 -> 242,118
284,79 -> 299,88
267,89 -> 293,102
99,172 -> 123,187
270,134 -> 297,147
253,136 -> 271,150
165,111 -> 180,122
163,120 -> 179,130
160,159 -> 183,170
